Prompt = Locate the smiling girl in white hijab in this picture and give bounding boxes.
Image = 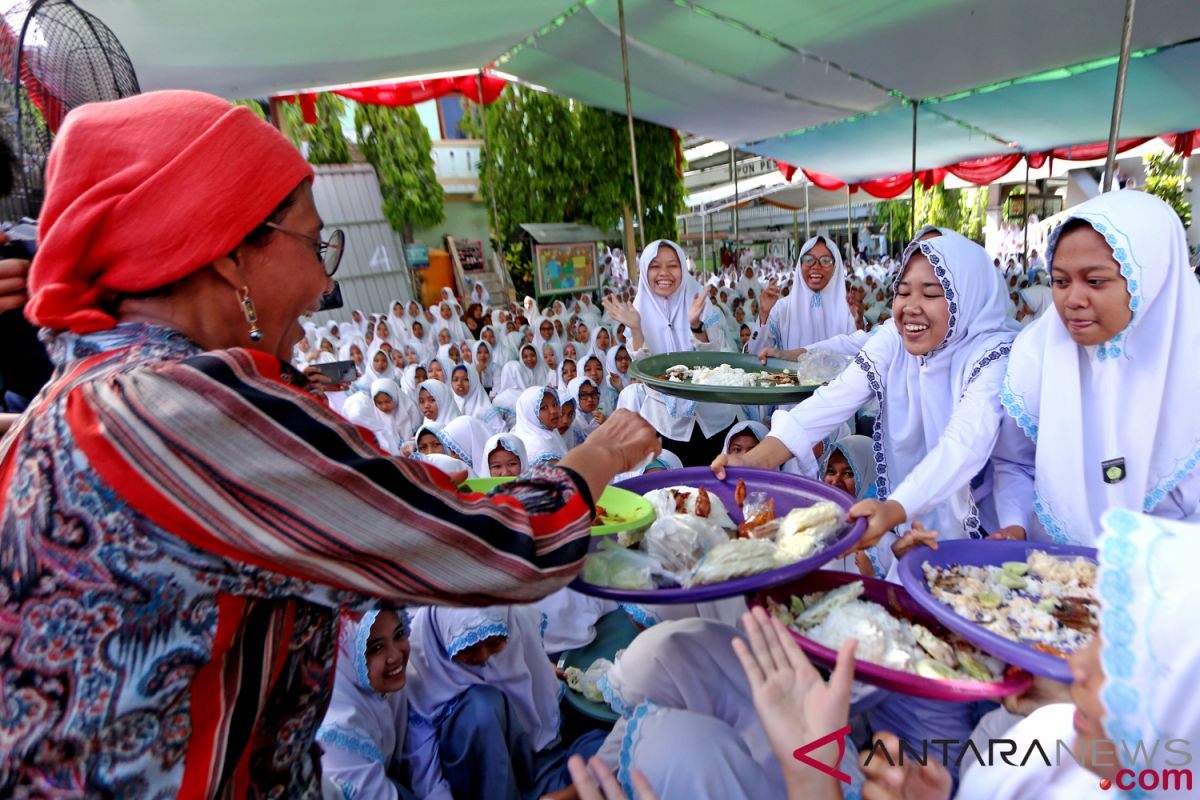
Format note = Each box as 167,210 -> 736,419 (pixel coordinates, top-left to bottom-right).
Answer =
748,235 -> 860,358
999,190 -> 1200,545
317,608 -> 414,800
404,606 -> 605,800
721,233 -> 1021,567
605,239 -> 738,466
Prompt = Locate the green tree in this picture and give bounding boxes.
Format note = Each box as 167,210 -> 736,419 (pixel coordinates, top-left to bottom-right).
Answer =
278,93 -> 351,165
355,103 -> 445,241
871,184 -> 989,249
466,85 -> 685,247
1143,149 -> 1192,229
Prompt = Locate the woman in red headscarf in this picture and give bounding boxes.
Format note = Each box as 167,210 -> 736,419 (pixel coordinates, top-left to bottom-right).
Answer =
0,91 -> 658,797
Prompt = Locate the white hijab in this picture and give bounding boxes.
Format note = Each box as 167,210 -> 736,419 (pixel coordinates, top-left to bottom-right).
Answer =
600,619 -> 789,798
632,239 -> 710,355
767,234 -> 856,349
496,343 -> 547,394
482,432 -> 528,476
316,609 -> 411,800
434,415 -> 493,479
567,376 -> 602,441
406,605 -> 562,751
450,362 -> 493,420
1002,191 -> 1200,545
416,378 -> 461,426
513,385 -> 567,466
835,233 -> 1018,540
470,340 -> 499,390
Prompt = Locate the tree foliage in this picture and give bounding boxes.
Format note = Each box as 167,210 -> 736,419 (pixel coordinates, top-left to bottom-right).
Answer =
871,184 -> 989,250
355,103 -> 445,241
465,85 -> 685,248
1143,150 -> 1192,229
279,93 -> 352,165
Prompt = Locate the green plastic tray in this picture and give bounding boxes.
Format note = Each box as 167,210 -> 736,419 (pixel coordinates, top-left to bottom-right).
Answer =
460,478 -> 655,536
628,351 -> 823,405
557,610 -> 642,723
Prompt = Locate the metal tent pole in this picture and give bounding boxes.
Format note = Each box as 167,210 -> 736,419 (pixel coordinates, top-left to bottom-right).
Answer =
1022,158 -> 1031,269
701,211 -> 708,270
617,0 -> 646,248
731,147 -> 740,240
1102,0 -> 1138,192
804,181 -> 811,239
910,100 -> 919,241
845,185 -> 853,264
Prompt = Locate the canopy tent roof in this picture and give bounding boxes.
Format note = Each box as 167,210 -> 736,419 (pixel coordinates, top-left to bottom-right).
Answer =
80,0 -> 1200,182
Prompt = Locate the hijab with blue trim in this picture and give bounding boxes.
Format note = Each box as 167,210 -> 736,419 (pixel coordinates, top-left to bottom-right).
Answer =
1001,190 -> 1200,545
405,605 -> 563,751
316,608 -> 412,798
513,385 -> 567,466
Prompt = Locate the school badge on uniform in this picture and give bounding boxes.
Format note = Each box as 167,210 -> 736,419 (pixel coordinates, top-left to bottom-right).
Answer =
1102,457 -> 1126,484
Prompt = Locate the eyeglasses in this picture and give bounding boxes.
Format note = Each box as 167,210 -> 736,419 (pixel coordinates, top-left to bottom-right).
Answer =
265,222 -> 345,277
801,255 -> 836,268
578,389 -> 600,399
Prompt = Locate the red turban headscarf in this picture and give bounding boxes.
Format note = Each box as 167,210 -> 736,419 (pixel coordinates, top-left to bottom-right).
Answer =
26,90 -> 314,333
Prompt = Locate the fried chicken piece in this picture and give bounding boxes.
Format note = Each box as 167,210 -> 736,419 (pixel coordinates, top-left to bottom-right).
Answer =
694,487 -> 712,518
734,479 -> 747,508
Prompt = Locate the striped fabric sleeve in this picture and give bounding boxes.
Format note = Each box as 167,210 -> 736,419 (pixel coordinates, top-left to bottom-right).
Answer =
65,348 -> 595,607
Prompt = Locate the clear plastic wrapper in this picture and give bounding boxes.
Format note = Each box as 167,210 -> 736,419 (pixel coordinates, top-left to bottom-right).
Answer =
581,539 -> 658,590
563,657 -> 615,703
642,514 -> 731,577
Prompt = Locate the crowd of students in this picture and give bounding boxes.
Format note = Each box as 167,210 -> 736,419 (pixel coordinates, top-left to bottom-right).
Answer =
294,188 -> 1199,799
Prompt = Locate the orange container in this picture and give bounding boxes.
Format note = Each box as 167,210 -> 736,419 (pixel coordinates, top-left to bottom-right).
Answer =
420,248 -> 454,306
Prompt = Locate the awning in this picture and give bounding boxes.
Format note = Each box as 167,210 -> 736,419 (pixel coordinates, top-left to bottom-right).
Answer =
80,0 -> 1200,183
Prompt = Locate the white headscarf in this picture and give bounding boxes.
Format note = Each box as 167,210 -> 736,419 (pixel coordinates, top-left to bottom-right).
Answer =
513,385 -> 567,466
1002,191 -> 1200,545
600,619 -> 788,798
482,432 -> 528,476
496,343 -> 547,394
416,379 -> 461,425
605,344 -> 631,393
316,609 -> 412,800
555,357 -> 578,397
721,420 -> 770,455
433,415 -> 493,479
806,233 -> 1018,540
821,434 -> 879,500
470,340 -> 499,391
567,376 -> 602,443
361,341 -> 396,384
449,362 -> 493,420
632,240 -> 710,355
406,605 -> 562,751
468,278 -> 491,308
765,235 -> 856,349
1017,285 -> 1054,322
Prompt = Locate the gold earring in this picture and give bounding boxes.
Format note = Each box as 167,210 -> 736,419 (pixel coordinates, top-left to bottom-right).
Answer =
237,286 -> 263,341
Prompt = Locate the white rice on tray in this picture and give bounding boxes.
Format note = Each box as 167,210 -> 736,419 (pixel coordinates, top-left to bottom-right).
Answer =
922,550 -> 1098,656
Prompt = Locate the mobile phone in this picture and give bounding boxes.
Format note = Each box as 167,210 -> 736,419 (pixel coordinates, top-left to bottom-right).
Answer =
313,359 -> 357,384
318,281 -> 344,311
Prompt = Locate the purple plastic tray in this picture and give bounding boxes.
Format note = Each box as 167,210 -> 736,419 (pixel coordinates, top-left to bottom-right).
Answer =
751,571 -> 1033,702
897,540 -> 1099,683
569,466 -> 865,604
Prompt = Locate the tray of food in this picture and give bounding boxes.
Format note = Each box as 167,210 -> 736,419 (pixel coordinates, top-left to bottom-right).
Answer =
460,477 -> 655,536
896,541 -> 1099,682
628,351 -> 848,405
752,571 -> 1033,701
569,467 -> 864,603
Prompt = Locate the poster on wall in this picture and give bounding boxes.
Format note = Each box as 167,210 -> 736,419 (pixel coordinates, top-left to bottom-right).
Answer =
534,241 -> 598,296
404,242 -> 430,269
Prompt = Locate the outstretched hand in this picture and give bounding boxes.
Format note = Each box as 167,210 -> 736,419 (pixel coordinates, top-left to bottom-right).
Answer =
859,732 -> 953,800
566,755 -> 657,800
732,606 -> 857,792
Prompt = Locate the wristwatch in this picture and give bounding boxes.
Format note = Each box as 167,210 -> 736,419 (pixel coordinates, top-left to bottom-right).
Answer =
690,321 -> 705,333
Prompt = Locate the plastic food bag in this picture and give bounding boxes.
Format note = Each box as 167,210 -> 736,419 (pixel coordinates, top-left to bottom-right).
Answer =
642,514 -> 731,577
564,657 -> 615,703
643,486 -> 736,531
795,350 -> 853,384
581,539 -> 657,590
